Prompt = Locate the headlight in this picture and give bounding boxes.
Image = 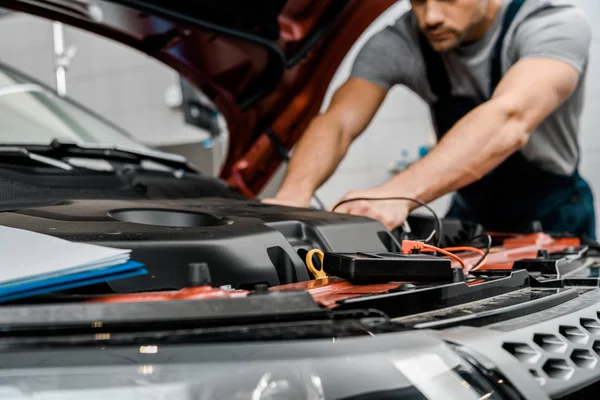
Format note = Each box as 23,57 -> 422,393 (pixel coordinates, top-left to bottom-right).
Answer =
0,333 -> 515,399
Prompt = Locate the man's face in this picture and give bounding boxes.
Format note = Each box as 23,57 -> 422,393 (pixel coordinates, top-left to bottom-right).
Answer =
410,0 -> 489,52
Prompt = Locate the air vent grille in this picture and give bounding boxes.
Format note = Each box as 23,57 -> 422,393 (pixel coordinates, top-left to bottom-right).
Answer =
581,318 -> 600,336
503,343 -> 541,364
501,314 -> 600,391
560,326 -> 589,345
491,299 -> 600,396
534,333 -> 568,353
543,359 -> 574,380
571,349 -> 597,369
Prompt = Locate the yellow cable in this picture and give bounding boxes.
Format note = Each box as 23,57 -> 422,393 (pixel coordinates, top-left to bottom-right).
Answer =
305,249 -> 327,279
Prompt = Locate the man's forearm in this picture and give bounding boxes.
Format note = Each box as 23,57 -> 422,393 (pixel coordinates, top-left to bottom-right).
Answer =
276,115 -> 353,203
267,78 -> 388,206
384,97 -> 529,207
330,59 -> 579,231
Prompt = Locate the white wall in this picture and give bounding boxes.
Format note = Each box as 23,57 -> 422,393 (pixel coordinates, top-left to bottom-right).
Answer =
0,12 -> 218,173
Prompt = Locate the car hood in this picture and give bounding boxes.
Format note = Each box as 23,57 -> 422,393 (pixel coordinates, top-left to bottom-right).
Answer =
0,0 -> 395,196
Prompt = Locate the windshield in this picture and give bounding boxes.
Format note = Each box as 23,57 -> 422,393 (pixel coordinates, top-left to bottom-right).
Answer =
0,63 -> 150,152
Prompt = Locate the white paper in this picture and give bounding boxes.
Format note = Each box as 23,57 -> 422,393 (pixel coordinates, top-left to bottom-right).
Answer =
0,226 -> 130,286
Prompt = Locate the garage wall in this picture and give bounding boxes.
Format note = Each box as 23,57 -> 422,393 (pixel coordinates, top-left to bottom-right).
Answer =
0,11 -> 219,174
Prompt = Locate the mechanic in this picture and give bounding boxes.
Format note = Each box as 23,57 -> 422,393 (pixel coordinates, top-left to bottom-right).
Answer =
264,0 -> 597,239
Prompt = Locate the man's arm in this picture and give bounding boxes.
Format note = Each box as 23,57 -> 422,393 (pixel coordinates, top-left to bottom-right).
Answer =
262,78 -> 387,207
334,57 -> 581,230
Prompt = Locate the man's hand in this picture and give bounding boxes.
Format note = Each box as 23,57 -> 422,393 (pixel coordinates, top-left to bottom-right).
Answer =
330,187 -> 412,231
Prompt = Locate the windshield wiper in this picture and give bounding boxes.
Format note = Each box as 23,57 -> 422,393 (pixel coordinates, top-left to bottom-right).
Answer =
0,139 -> 198,173
0,83 -> 48,97
0,147 -> 74,170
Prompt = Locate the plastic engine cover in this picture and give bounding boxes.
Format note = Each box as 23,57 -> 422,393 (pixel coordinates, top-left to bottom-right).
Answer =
0,198 -> 392,292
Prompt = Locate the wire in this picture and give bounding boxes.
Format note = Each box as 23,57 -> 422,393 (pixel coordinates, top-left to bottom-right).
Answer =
425,245 -> 466,270
440,246 -> 487,270
312,194 -> 326,211
469,234 -> 492,271
423,230 -> 437,244
440,246 -> 485,254
420,245 -> 488,271
331,196 -> 443,247
401,240 -> 466,269
400,239 -> 494,271
305,248 -> 327,279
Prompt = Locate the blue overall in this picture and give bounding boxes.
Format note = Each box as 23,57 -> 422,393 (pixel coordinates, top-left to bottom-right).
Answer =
419,0 -> 596,240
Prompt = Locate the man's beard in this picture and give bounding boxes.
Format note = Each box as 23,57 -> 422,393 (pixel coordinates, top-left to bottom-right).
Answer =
425,26 -> 471,52
427,33 -> 461,52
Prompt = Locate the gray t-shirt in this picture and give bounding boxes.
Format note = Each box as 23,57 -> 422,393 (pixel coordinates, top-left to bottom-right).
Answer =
350,0 -> 592,176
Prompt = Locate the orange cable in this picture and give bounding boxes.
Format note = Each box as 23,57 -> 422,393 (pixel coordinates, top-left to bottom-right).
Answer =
421,245 -> 488,271
401,241 -> 494,271
445,247 -> 488,271
423,244 -> 467,270
441,246 -> 485,255
470,258 -> 488,271
424,246 -> 487,271
402,240 -> 467,270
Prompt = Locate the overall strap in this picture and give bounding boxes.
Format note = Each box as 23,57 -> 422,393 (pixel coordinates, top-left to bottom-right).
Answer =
419,0 -> 527,98
419,32 -> 451,98
490,0 -> 526,93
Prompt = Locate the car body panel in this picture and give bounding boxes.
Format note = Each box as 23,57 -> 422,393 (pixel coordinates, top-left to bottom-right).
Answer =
0,3 -> 599,398
0,0 -> 396,196
67,232 -> 581,309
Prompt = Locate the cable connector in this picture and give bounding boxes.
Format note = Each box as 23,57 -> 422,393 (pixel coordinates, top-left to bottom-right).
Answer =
401,240 -> 424,255
402,240 -> 468,270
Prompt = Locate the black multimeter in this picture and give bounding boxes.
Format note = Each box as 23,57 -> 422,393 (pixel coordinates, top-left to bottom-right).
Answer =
322,252 -> 454,284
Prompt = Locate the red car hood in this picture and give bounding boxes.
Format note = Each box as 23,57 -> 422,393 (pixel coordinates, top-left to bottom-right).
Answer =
0,0 -> 396,197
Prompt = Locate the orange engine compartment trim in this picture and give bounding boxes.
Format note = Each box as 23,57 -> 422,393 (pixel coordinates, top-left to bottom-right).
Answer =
86,233 -> 581,308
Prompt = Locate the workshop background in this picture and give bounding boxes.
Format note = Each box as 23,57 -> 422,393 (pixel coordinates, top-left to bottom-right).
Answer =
0,0 -> 598,232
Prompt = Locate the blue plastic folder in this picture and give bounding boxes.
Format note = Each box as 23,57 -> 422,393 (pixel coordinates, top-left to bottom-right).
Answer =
0,226 -> 147,302
0,261 -> 147,303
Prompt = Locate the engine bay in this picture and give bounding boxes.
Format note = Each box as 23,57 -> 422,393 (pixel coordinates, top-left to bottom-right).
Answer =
0,196 -> 597,322
1,194 -> 600,400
